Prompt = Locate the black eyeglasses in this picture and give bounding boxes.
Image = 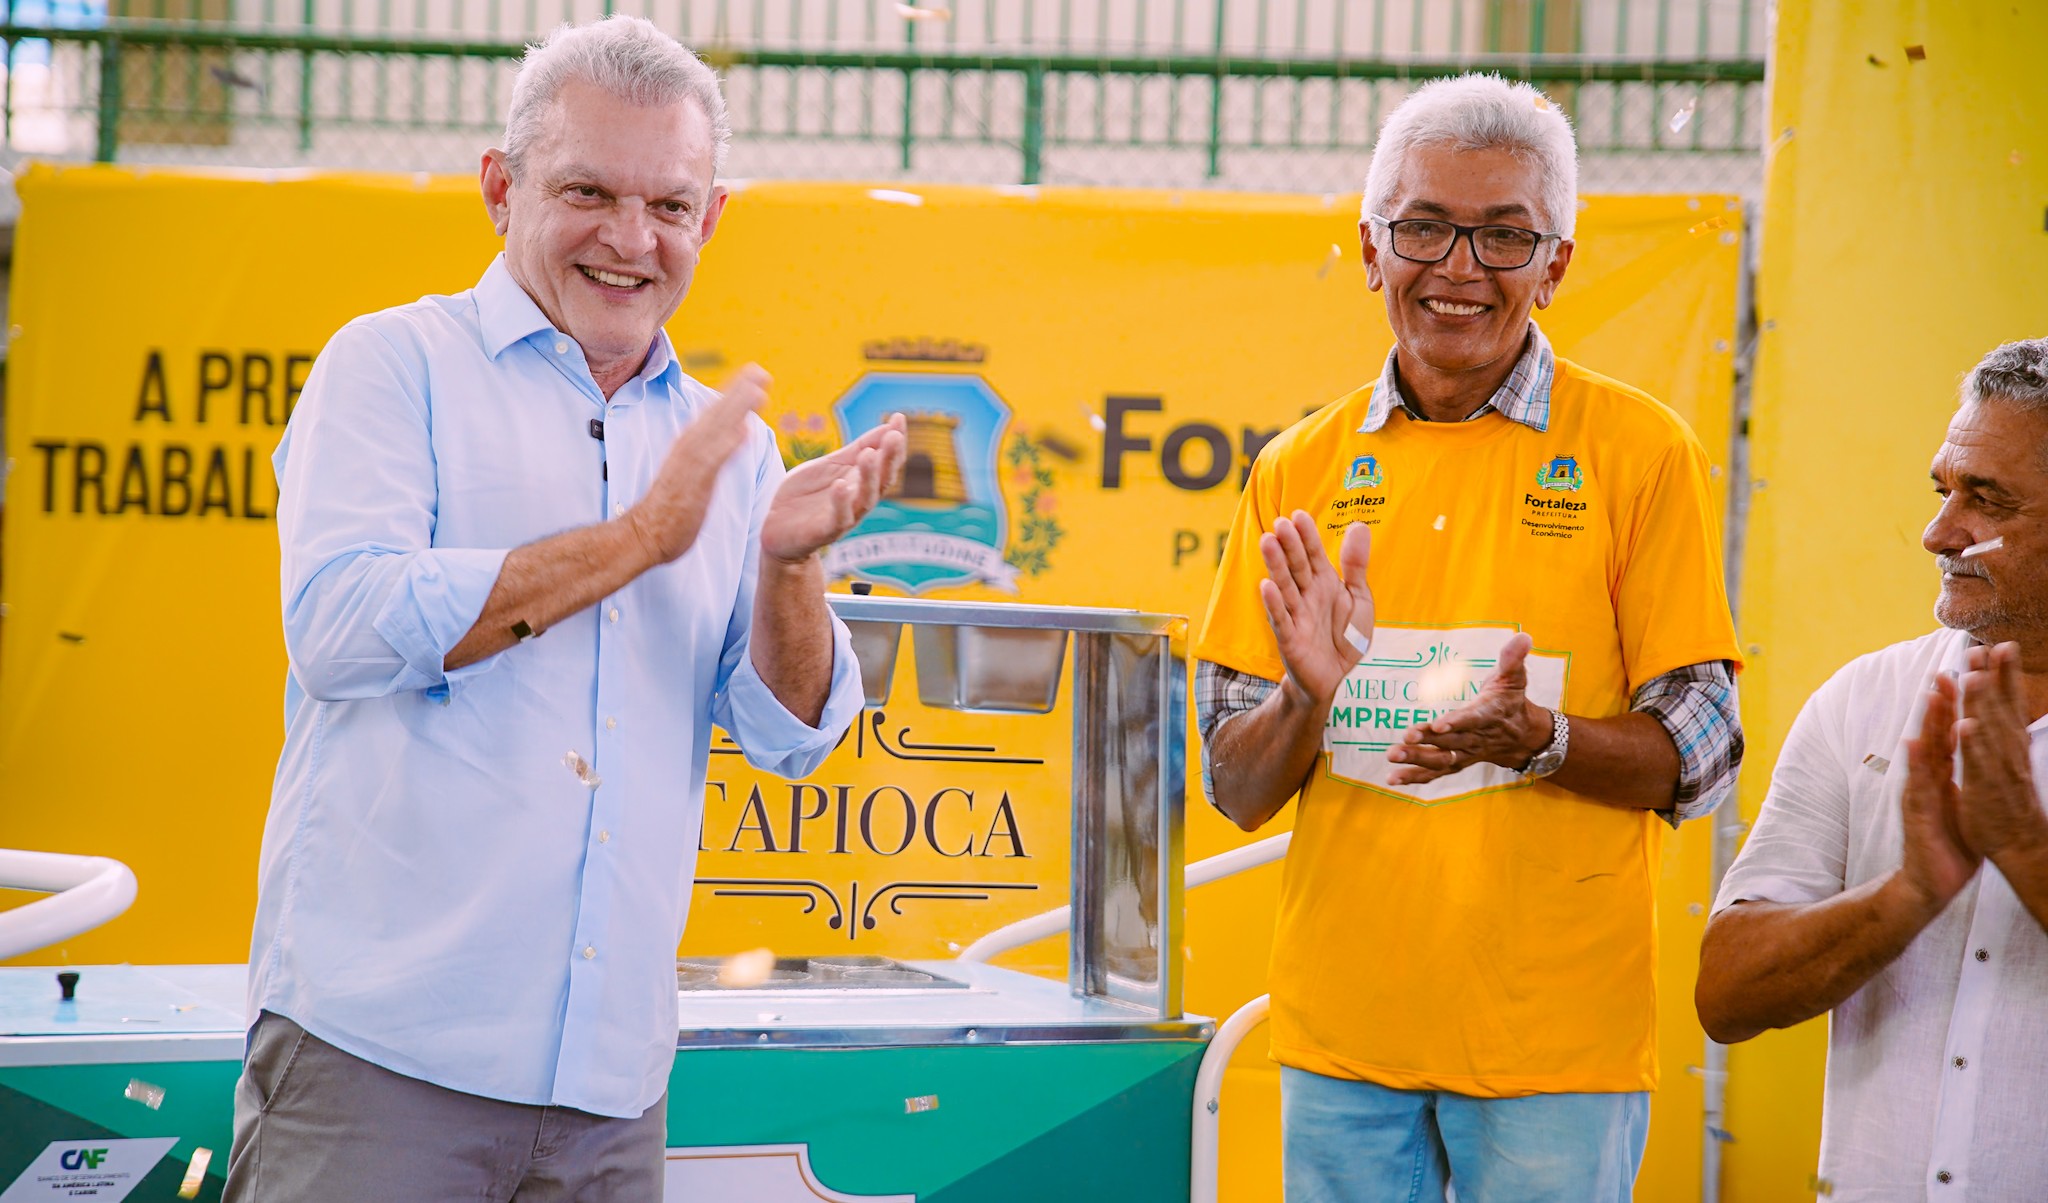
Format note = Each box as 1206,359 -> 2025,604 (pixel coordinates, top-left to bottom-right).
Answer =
1368,214 -> 1562,270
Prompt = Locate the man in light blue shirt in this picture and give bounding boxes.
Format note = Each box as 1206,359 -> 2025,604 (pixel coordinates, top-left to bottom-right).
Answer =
224,16 -> 905,1201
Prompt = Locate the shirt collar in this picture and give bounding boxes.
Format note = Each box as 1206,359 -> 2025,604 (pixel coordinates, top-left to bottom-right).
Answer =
474,254 -> 555,360
640,333 -> 682,388
1356,321 -> 1556,434
473,253 -> 683,390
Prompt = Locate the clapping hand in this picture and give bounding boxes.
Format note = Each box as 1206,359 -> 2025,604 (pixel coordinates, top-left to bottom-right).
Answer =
1897,673 -> 1982,912
1386,633 -> 1548,785
761,413 -> 908,564
628,364 -> 773,565
1955,642 -> 2048,864
1258,513 -> 1374,707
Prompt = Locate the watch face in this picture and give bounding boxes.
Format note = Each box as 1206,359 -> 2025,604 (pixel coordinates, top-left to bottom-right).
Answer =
1528,749 -> 1565,778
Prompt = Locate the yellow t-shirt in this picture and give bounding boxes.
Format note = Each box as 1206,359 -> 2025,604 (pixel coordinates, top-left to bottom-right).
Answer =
1194,357 -> 1740,1097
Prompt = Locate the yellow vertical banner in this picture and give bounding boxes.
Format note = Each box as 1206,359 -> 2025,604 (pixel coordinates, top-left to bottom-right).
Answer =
1,166 -> 1738,1201
1732,4 -> 2048,1200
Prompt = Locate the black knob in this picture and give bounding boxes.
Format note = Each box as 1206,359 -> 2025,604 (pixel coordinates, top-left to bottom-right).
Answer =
850,581 -> 873,596
57,971 -> 79,1002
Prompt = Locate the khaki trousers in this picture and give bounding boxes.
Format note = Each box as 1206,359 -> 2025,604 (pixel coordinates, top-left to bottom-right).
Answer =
223,1011 -> 668,1202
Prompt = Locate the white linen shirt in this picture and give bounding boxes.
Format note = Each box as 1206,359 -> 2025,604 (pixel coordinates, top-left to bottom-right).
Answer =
250,255 -> 863,1118
1715,627 -> 2048,1201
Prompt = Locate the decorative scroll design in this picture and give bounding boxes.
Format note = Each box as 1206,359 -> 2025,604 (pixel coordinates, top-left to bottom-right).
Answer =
695,878 -> 847,932
858,710 -> 1046,766
693,877 -> 1039,941
859,880 -> 1040,933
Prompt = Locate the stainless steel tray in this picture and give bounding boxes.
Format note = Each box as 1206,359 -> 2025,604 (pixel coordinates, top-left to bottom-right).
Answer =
676,955 -> 971,992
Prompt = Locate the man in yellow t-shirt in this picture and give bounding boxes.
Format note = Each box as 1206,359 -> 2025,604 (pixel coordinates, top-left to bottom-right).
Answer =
1195,74 -> 1743,1203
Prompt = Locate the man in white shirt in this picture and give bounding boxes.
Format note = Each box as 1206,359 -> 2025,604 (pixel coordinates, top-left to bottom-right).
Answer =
1697,337 -> 2048,1201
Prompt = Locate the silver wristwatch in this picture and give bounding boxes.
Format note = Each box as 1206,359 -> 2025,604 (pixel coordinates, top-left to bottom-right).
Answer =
1520,708 -> 1570,778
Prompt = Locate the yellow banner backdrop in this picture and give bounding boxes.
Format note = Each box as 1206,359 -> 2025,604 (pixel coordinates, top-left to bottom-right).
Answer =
0,166 -> 1739,1201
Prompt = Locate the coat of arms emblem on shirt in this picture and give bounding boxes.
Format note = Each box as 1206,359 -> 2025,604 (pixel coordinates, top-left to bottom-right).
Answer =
1344,454 -> 1384,491
1535,454 -> 1585,492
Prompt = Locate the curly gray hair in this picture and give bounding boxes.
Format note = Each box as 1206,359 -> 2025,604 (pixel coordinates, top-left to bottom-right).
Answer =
1963,338 -> 2048,413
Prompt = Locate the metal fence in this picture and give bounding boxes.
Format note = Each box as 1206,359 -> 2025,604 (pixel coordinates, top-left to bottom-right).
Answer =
0,0 -> 1767,200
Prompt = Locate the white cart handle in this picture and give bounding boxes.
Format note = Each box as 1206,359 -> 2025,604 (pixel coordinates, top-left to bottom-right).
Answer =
0,849 -> 138,959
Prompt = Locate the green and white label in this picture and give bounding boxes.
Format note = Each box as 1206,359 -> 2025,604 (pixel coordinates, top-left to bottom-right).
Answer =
1322,625 -> 1566,804
1,1138 -> 178,1202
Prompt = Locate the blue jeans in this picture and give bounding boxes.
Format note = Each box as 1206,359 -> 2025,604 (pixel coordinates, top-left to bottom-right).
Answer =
1281,1067 -> 1649,1203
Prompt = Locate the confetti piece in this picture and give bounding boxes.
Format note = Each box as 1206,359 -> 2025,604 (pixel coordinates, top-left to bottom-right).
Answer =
1668,98 -> 1697,135
1862,753 -> 1891,775
1686,902 -> 1705,916
1962,535 -> 2004,560
210,64 -> 262,93
124,1079 -> 166,1109
1532,96 -> 1550,111
1810,1174 -> 1835,1197
1316,242 -> 1344,279
1432,514 -> 1446,531
178,1148 -> 211,1199
58,631 -> 86,643
1867,53 -> 1886,67
718,947 -> 777,988
866,188 -> 925,206
1904,44 -> 1926,61
1417,657 -> 1466,705
1688,215 -> 1732,236
905,1094 -> 940,1113
1079,401 -> 1106,432
894,2 -> 952,19
563,750 -> 602,790
172,1004 -> 198,1012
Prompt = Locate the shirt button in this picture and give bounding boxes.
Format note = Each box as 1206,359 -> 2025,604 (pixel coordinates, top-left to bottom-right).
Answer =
605,716 -> 618,731
1936,1170 -> 1953,1185
613,502 -> 625,517
1953,1056 -> 1968,1069
598,830 -> 610,844
581,945 -> 596,960
607,607 -> 620,624
554,339 -> 570,354
1975,948 -> 1990,962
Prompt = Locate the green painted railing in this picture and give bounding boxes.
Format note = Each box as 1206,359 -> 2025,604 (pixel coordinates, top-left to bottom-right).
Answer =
1,0 -> 1768,187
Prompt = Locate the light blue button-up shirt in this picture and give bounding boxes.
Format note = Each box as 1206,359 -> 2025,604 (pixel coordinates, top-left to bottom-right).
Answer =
249,255 -> 862,1118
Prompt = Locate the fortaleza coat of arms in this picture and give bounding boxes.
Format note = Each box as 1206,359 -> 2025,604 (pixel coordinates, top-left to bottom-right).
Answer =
809,372 -> 1062,594
1535,453 -> 1585,492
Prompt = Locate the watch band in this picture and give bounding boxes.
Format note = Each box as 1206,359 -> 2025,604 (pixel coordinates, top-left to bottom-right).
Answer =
1521,707 -> 1571,778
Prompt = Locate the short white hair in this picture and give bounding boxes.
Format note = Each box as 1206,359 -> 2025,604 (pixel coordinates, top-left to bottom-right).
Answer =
1361,73 -> 1579,243
502,15 -> 731,179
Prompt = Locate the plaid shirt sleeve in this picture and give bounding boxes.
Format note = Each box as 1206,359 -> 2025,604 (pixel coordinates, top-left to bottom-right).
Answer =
1633,659 -> 1744,827
1196,656 -> 1742,824
1194,659 -> 1278,813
